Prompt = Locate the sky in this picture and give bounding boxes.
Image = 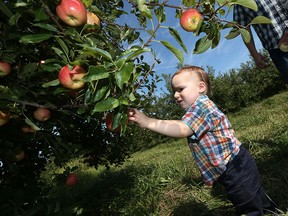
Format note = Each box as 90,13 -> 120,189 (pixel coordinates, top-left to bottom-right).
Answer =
118,0 -> 262,91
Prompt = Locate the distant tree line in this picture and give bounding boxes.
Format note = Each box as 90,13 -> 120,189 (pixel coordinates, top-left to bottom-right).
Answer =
127,50 -> 288,151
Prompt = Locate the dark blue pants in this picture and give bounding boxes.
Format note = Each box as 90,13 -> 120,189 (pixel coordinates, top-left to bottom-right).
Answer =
269,48 -> 288,82
218,145 -> 277,216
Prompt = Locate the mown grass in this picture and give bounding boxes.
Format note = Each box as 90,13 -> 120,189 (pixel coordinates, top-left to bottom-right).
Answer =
42,91 -> 288,216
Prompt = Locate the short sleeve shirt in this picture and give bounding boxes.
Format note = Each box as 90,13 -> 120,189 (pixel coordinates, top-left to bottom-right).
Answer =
182,95 -> 241,186
233,0 -> 288,50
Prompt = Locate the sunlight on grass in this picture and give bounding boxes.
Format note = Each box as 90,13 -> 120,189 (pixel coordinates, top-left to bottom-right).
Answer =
41,91 -> 288,215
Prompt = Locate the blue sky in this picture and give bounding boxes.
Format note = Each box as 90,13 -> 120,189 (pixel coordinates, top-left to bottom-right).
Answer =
118,1 -> 262,90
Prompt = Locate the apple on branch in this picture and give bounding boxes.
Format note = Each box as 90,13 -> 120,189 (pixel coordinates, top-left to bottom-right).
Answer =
0,61 -> 11,77
105,111 -> 128,133
33,108 -> 51,122
66,173 -> 78,186
0,111 -> 10,126
58,65 -> 86,89
278,31 -> 288,52
86,11 -> 101,32
56,0 -> 87,27
180,8 -> 203,32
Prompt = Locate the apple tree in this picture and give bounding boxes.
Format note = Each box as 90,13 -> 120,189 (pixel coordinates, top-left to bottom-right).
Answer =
0,0 -> 271,214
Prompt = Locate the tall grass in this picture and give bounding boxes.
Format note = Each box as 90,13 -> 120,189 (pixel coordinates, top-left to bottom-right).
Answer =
42,91 -> 288,215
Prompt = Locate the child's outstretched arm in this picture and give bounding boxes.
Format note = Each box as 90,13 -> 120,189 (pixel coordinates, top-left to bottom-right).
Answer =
128,108 -> 193,138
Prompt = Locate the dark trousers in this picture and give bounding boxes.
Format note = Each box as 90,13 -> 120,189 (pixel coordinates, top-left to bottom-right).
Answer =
218,145 -> 277,216
269,48 -> 288,82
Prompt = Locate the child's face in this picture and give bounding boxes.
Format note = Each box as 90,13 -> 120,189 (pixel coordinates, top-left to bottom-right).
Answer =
172,71 -> 205,109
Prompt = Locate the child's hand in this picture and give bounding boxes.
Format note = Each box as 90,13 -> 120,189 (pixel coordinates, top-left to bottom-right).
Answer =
128,108 -> 149,128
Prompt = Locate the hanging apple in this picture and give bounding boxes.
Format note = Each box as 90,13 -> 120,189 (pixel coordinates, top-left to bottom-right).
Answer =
86,11 -> 101,32
58,65 -> 86,89
180,8 -> 203,32
0,111 -> 10,126
56,0 -> 87,27
33,108 -> 51,122
66,173 -> 78,186
0,61 -> 11,77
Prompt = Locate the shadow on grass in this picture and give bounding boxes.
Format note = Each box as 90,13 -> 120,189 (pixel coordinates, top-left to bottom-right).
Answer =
49,136 -> 288,215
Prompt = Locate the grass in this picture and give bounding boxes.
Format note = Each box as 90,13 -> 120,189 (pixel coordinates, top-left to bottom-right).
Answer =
42,91 -> 288,216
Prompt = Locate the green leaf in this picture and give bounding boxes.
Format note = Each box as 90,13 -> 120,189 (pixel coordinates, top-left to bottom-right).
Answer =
83,65 -> 110,82
115,47 -> 151,68
193,36 -> 212,54
79,44 -> 113,61
55,37 -> 69,59
33,23 -> 58,32
217,0 -> 227,6
93,97 -> 119,112
225,28 -> 240,40
93,86 -> 110,103
42,79 -> 60,88
0,0 -> 12,17
230,0 -> 258,11
25,118 -> 41,131
250,16 -> 272,24
19,34 -> 52,44
154,5 -> 166,23
115,62 -> 134,89
168,28 -> 188,53
160,40 -> 184,64
129,92 -> 136,102
137,0 -> 152,19
239,28 -> 251,43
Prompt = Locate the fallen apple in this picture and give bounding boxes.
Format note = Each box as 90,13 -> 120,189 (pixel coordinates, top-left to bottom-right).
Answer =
0,111 -> 10,126
180,8 -> 203,32
66,173 -> 78,186
0,61 -> 11,77
86,11 -> 101,32
56,0 -> 87,27
33,108 -> 51,122
58,65 -> 86,89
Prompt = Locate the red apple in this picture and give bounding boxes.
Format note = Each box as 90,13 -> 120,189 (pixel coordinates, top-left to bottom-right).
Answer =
21,126 -> 36,133
279,31 -> 288,52
86,11 -> 101,32
0,111 -> 10,126
66,173 -> 78,186
58,65 -> 86,89
0,61 -> 11,77
105,112 -> 128,133
56,0 -> 87,27
180,8 -> 203,32
33,108 -> 51,122
15,150 -> 25,162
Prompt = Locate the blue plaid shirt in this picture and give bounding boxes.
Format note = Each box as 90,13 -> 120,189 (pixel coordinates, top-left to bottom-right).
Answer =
233,0 -> 288,50
182,95 -> 241,186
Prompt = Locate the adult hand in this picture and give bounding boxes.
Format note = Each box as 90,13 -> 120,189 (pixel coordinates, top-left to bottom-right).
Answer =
253,53 -> 269,68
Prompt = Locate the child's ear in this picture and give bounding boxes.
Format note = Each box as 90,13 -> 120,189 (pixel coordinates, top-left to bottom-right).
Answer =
199,81 -> 206,94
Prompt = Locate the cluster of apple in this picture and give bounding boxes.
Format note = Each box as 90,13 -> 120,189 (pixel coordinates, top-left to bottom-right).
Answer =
56,0 -> 101,90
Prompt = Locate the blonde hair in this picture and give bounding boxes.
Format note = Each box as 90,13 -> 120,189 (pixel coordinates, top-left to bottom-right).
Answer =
172,66 -> 211,95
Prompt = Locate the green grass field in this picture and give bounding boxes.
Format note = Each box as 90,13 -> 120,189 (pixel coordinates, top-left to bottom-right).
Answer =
42,91 -> 288,215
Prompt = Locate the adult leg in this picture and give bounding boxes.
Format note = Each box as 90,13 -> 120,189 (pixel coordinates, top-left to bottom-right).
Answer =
217,146 -> 277,216
268,49 -> 288,81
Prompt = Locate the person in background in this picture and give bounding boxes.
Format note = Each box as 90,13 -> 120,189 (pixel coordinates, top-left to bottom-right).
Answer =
233,0 -> 288,81
128,66 -> 279,215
